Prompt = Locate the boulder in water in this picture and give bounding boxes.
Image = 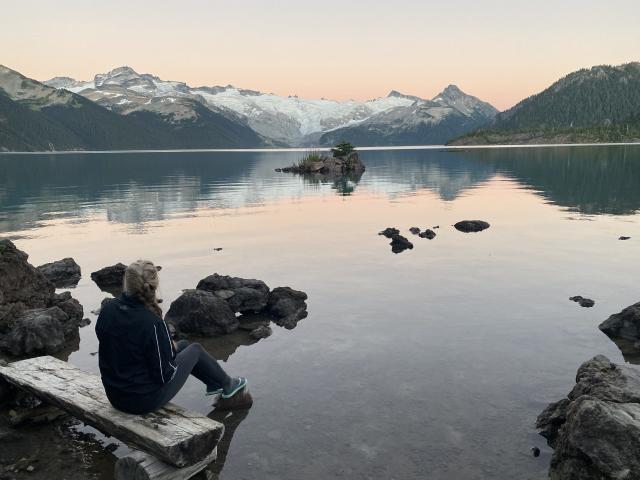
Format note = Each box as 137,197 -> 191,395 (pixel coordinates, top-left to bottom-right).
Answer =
90,263 -> 126,295
166,289 -> 238,337
390,234 -> 413,253
197,274 -> 270,313
36,258 -> 81,288
454,220 -> 490,233
267,287 -> 308,329
599,301 -> 640,349
536,355 -> 640,479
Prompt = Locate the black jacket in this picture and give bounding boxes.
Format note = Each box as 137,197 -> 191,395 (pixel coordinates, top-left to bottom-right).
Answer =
95,294 -> 177,413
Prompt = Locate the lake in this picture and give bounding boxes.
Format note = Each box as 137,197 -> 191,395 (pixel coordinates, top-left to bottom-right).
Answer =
1,145 -> 639,479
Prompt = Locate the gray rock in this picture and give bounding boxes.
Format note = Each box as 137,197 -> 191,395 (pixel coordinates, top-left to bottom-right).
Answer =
536,355 -> 640,479
454,220 -> 490,233
409,227 -> 421,235
165,289 -> 238,337
36,258 -> 81,288
600,302 -> 640,348
249,325 -> 272,339
619,236 -> 631,240
90,263 -> 126,295
267,287 -> 308,329
197,274 -> 270,313
0,307 -> 68,356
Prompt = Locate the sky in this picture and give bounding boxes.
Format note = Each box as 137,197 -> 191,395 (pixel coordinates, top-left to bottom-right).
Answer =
2,0 -> 639,110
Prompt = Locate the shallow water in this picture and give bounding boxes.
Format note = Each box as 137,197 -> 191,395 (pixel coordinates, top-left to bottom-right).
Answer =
1,146 -> 640,479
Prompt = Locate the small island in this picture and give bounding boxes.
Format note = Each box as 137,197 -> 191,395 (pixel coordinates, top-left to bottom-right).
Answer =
276,141 -> 365,175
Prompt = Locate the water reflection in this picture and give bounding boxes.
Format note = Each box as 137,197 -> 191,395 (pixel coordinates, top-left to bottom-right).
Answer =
205,408 -> 252,479
0,146 -> 639,235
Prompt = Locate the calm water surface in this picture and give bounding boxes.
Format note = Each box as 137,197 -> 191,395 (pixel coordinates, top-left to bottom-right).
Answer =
1,146 -> 640,479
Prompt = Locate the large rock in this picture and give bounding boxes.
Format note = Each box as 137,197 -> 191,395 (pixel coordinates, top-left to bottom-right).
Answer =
36,258 -> 81,288
166,289 -> 238,337
536,355 -> 640,479
90,263 -> 126,295
196,274 -> 270,313
454,220 -> 490,233
0,307 -> 68,356
0,239 -> 54,315
0,240 -> 85,358
267,287 -> 308,329
599,302 -> 640,349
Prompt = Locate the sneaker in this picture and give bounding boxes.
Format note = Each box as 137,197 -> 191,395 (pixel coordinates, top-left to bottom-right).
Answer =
205,386 -> 223,396
222,377 -> 247,399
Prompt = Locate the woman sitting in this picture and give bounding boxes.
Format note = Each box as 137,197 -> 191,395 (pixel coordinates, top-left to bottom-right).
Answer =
95,260 -> 246,415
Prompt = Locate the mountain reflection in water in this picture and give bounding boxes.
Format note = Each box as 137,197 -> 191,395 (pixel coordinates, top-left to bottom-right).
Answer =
1,145 -> 638,236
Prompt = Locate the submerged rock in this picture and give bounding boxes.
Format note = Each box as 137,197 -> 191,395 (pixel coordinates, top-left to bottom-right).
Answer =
90,263 -> 126,295
454,220 -> 490,233
569,296 -> 595,308
249,325 -> 272,340
36,258 -> 81,288
419,229 -> 436,240
267,287 -> 308,329
166,289 -> 238,337
536,355 -> 640,479
197,274 -> 270,313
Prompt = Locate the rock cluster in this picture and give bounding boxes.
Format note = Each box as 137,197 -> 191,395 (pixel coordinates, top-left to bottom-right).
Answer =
536,355 -> 640,479
378,228 -> 413,254
0,240 -> 86,358
167,274 -> 308,338
569,295 -> 595,308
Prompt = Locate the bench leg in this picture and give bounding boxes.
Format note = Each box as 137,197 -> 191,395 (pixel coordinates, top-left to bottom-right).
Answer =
114,447 -> 217,480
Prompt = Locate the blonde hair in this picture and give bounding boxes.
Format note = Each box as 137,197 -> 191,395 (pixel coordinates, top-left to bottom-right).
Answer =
124,260 -> 162,317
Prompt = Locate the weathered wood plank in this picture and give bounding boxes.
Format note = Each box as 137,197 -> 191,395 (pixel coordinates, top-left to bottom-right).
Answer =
114,448 -> 217,480
0,356 -> 224,467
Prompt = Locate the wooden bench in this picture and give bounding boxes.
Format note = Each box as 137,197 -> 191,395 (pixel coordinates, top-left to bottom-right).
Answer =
0,356 -> 224,480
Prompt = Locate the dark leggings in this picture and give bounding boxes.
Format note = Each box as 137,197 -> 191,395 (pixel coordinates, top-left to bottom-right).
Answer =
151,340 -> 231,410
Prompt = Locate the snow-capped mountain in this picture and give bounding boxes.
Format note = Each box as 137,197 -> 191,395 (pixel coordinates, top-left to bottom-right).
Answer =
45,66 -> 498,146
319,85 -> 499,146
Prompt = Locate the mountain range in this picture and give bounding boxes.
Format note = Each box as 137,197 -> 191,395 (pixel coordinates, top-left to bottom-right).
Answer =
450,62 -> 640,145
0,64 -> 498,151
1,62 -> 639,152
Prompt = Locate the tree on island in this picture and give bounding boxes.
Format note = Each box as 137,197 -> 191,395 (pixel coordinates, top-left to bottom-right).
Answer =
331,141 -> 356,158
